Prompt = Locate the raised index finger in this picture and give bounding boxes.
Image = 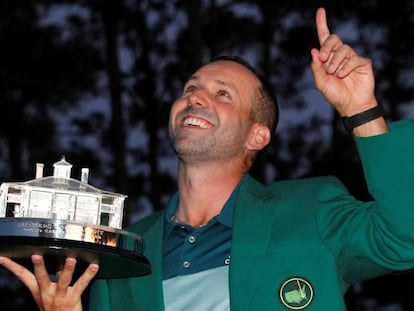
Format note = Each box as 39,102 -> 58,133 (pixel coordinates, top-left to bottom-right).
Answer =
316,7 -> 330,45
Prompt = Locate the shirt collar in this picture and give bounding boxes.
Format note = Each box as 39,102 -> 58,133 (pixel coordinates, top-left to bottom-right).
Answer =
164,178 -> 244,230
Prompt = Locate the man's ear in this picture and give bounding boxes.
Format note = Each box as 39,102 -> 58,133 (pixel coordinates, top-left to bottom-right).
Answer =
246,124 -> 271,151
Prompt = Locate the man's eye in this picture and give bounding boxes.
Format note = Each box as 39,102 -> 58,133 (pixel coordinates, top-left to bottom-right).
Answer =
184,86 -> 196,94
217,90 -> 230,97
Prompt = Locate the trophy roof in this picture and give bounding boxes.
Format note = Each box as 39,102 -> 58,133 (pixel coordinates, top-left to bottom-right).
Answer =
1,176 -> 126,199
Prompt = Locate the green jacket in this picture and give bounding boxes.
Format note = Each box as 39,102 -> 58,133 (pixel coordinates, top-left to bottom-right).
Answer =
89,120 -> 414,310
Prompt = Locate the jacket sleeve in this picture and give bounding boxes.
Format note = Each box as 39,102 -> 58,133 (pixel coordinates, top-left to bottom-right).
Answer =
318,120 -> 414,284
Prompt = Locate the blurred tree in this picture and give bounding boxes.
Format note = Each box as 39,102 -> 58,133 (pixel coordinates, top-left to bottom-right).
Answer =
0,1 -> 102,181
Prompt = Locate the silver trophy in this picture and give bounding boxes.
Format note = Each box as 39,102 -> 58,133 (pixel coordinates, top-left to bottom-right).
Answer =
0,157 -> 150,279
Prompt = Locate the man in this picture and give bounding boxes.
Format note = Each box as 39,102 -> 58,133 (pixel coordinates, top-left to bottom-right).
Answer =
1,7 -> 414,311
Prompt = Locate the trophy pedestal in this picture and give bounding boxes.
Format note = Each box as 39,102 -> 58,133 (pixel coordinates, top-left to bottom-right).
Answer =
0,218 -> 151,279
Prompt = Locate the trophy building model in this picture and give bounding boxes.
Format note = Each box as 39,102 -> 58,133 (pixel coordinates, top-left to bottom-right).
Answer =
0,157 -> 151,279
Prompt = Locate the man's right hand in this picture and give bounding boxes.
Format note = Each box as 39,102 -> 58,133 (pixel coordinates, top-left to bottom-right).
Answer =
0,255 -> 99,311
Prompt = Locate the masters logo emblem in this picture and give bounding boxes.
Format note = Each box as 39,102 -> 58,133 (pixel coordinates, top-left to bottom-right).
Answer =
279,277 -> 313,309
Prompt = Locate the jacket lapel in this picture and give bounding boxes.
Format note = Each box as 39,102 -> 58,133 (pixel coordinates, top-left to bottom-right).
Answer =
229,175 -> 276,310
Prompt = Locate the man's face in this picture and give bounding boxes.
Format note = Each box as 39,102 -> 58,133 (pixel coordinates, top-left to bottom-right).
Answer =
169,60 -> 261,163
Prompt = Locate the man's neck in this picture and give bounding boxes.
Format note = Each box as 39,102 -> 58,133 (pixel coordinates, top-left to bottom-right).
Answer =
175,161 -> 244,227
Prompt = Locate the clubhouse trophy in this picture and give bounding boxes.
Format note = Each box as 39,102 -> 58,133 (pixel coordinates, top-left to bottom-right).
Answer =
0,157 -> 151,279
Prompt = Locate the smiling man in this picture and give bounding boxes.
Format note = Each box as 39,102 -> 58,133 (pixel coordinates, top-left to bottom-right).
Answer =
169,58 -> 272,171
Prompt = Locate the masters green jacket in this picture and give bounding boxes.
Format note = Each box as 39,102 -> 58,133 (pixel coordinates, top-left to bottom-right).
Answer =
89,120 -> 414,310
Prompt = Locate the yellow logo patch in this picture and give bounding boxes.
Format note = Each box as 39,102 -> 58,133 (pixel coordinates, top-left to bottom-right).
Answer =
279,277 -> 313,309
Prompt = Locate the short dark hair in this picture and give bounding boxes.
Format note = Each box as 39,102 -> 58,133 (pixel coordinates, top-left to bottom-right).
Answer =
212,55 -> 279,135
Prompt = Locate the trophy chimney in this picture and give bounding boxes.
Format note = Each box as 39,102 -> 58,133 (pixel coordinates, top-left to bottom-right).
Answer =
35,163 -> 44,179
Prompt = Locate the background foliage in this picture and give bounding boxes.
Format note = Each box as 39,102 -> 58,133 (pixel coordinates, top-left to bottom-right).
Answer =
1,0 -> 414,309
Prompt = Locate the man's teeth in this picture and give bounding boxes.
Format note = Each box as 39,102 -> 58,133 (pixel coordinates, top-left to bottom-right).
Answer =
183,117 -> 209,128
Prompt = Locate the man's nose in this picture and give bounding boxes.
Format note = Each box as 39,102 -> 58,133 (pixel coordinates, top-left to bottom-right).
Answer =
188,89 -> 208,108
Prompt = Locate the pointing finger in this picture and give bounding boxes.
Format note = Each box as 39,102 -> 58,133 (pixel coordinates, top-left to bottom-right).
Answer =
316,7 -> 329,45
315,8 -> 344,64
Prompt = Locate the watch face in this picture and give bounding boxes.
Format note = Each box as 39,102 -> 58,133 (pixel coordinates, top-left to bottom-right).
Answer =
279,277 -> 314,310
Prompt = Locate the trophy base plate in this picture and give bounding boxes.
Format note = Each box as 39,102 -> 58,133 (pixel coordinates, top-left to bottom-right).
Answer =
0,218 -> 151,279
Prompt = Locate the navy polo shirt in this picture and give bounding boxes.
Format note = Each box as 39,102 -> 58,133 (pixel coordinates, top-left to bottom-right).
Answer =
162,185 -> 239,280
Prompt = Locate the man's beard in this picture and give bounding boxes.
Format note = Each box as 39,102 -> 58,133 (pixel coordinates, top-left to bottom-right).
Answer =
169,125 -> 249,163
